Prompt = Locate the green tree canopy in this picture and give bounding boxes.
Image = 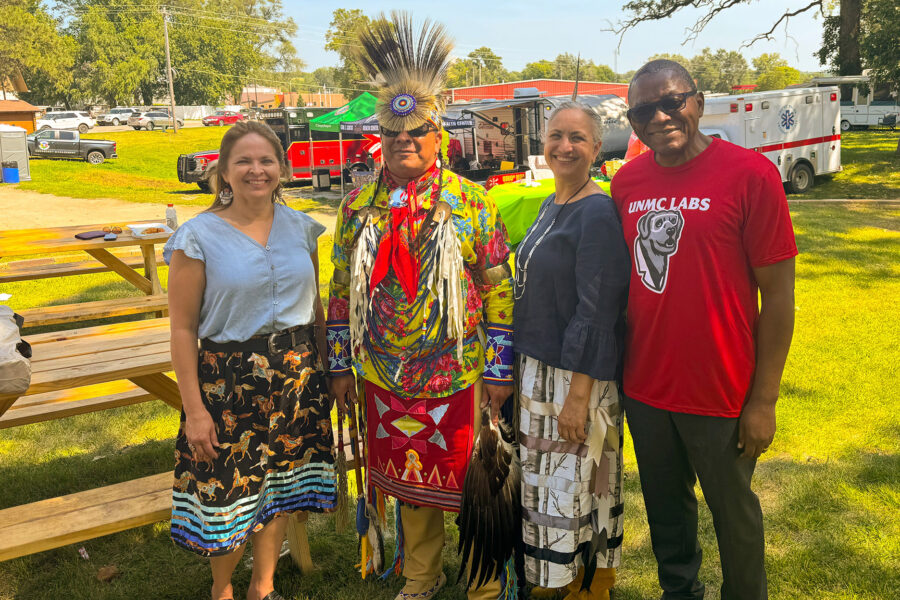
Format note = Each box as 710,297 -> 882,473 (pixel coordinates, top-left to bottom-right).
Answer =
521,60 -> 555,80
324,8 -> 374,95
755,65 -> 803,90
691,48 -> 749,92
40,0 -> 299,106
751,52 -> 802,91
646,53 -> 693,72
3,0 -> 75,106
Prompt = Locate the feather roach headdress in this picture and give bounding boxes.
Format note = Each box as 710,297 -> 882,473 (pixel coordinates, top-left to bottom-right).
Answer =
353,11 -> 454,132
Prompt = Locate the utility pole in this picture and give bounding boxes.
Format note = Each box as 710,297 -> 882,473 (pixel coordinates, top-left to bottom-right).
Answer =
161,7 -> 178,133
572,53 -> 581,101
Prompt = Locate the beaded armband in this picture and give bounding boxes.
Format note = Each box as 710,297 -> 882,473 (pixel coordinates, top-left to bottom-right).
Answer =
326,320 -> 352,375
483,323 -> 514,385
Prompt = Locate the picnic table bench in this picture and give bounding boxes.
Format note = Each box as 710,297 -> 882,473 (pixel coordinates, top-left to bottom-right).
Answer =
0,317 -> 180,561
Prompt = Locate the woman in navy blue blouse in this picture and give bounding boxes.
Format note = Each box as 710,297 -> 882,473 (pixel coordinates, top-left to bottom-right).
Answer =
513,102 -> 630,599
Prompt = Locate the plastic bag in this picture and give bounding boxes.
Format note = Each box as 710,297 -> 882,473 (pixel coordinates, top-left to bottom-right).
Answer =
0,305 -> 31,395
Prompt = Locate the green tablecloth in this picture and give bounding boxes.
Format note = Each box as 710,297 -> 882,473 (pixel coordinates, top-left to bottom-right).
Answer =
488,178 -> 612,247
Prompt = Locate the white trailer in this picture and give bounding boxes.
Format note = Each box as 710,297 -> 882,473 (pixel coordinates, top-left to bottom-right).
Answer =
700,86 -> 842,193
807,75 -> 899,131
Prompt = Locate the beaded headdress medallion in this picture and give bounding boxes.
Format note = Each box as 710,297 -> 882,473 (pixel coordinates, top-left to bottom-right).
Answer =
353,11 -> 454,133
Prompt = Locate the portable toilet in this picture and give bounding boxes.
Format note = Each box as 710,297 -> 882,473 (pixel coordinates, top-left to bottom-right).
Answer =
0,124 -> 31,182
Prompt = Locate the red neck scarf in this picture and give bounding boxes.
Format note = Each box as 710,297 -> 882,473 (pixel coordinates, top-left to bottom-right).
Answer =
370,164 -> 441,302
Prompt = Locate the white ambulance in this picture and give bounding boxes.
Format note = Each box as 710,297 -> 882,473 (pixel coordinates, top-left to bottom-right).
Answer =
699,86 -> 841,193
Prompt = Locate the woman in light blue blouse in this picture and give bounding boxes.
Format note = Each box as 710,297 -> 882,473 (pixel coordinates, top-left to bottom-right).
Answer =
164,121 -> 336,600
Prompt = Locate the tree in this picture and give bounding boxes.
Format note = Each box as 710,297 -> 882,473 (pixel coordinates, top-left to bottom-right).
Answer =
324,8 -> 374,95
2,0 -> 75,105
857,0 -> 900,153
755,65 -> 803,90
752,53 -> 788,74
690,48 -> 749,92
468,47 -> 508,84
521,60 -> 555,80
447,58 -> 476,87
68,1 -> 163,106
751,53 -> 802,91
647,53 -> 692,72
446,48 -> 507,87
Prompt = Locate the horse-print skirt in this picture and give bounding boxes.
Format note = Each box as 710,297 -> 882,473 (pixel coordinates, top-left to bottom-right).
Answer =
170,336 -> 336,556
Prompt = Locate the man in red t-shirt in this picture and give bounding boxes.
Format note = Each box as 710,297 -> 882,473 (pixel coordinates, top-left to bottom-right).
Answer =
611,60 -> 796,600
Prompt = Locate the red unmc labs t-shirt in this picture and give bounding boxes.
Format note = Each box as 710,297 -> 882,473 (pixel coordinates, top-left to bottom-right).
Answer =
611,138 -> 798,417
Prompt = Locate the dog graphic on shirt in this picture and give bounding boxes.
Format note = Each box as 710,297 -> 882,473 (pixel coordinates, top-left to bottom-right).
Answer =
634,209 -> 685,293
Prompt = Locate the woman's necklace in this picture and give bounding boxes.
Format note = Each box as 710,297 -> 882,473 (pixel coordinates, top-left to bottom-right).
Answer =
514,177 -> 592,301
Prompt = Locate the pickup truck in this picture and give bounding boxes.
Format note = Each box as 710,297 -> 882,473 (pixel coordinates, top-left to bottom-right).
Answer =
26,129 -> 118,164
177,149 -> 219,191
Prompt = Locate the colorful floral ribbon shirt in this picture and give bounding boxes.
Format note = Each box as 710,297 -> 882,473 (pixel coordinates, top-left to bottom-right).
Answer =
327,169 -> 514,398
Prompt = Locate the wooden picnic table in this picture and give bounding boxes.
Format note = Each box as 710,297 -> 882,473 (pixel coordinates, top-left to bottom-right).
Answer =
0,221 -> 170,295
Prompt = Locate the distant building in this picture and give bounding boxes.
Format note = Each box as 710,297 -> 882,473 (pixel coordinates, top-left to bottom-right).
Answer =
231,87 -> 347,109
1,68 -> 29,102
0,100 -> 42,133
444,79 -> 629,103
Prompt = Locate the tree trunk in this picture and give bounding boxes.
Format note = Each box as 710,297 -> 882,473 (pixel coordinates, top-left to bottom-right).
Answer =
839,0 -> 863,76
140,84 -> 154,106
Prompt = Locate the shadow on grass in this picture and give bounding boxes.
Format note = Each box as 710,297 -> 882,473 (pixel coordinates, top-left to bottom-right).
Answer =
18,279 -> 168,335
165,188 -> 209,196
758,439 -> 900,598
791,204 -> 900,282
0,437 -> 173,509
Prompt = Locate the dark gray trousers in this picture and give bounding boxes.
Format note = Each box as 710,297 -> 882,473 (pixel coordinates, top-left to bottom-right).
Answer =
623,396 -> 767,600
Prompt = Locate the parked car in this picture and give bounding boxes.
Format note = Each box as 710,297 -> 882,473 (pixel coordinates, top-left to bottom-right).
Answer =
35,111 -> 95,133
97,107 -> 139,126
26,129 -> 118,164
127,111 -> 183,131
202,110 -> 244,126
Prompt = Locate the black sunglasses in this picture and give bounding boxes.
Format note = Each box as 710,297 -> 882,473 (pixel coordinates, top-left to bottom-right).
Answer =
380,123 -> 437,138
627,91 -> 698,124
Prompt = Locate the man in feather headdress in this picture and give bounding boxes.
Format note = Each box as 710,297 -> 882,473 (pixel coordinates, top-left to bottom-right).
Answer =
325,11 -> 516,600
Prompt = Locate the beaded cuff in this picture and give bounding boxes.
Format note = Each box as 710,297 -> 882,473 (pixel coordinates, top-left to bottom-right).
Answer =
326,320 -> 352,375
483,323 -> 514,385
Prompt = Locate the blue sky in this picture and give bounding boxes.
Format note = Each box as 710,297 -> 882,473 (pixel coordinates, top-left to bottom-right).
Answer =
286,1 -> 829,75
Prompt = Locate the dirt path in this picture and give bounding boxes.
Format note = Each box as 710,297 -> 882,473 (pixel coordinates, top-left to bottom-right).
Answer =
0,187 -> 336,231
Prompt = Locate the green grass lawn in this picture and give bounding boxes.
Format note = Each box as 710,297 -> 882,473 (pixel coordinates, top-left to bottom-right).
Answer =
15,126 -> 226,206
794,130 -> 900,199
0,202 -> 898,600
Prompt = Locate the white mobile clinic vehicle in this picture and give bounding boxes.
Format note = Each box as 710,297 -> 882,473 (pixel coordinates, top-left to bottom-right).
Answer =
700,86 -> 841,193
807,74 -> 899,132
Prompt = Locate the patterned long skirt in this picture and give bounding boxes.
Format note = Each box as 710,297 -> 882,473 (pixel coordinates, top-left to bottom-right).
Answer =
171,339 -> 337,556
518,355 -> 624,587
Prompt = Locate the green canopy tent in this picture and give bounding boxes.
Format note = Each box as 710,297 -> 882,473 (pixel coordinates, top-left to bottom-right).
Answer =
308,92 -> 378,196
308,92 -> 378,133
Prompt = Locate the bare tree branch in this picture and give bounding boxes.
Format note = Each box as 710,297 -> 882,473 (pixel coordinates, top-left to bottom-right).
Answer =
605,0 -> 827,52
741,0 -> 825,48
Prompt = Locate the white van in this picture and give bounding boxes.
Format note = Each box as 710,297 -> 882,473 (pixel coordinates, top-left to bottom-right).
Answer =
700,86 -> 841,193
